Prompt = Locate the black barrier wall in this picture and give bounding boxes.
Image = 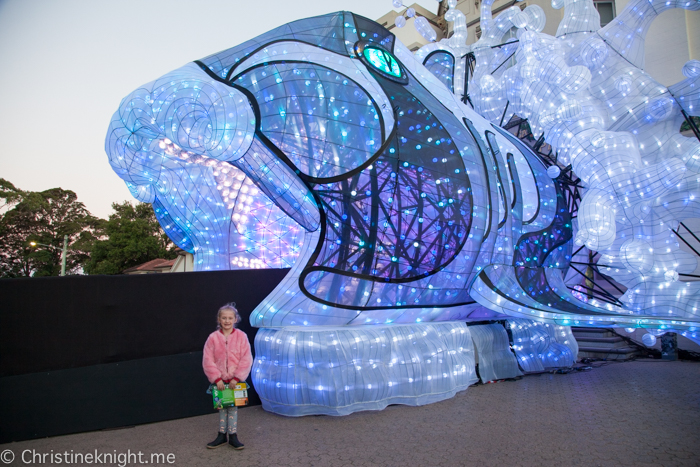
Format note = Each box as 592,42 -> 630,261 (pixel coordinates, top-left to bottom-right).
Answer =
0,269 -> 289,443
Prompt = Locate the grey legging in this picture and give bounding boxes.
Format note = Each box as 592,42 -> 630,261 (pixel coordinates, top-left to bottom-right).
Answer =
218,406 -> 238,434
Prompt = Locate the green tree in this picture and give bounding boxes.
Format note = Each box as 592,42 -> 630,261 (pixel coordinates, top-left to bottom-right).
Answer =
0,178 -> 24,212
680,116 -> 700,133
84,201 -> 175,275
0,181 -> 101,277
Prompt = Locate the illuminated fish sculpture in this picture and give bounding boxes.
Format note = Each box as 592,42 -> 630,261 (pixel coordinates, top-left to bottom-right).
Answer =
105,0 -> 700,415
414,0 -> 700,336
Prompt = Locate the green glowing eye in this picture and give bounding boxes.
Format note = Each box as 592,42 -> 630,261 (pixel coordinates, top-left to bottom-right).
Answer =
363,47 -> 402,78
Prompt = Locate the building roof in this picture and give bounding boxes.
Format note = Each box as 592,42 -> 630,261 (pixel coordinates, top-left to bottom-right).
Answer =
122,258 -> 175,274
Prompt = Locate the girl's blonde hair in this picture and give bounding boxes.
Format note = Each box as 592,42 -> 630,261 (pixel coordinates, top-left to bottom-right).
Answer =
216,302 -> 241,329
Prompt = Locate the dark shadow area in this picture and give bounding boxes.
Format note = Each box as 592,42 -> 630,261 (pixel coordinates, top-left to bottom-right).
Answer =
0,269 -> 289,442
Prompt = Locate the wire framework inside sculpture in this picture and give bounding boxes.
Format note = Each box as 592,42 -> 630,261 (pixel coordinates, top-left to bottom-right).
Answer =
105,0 -> 700,415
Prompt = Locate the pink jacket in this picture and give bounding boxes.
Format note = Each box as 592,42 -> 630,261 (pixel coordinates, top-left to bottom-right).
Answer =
202,328 -> 253,384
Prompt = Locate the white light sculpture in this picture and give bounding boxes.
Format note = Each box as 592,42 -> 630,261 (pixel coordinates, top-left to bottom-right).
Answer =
105,2 -> 700,416
417,0 -> 700,337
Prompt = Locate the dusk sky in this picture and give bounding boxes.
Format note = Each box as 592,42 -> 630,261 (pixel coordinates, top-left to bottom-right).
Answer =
0,0 -> 437,218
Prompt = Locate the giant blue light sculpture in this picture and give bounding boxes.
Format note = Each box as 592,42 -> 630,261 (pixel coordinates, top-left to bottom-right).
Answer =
106,1 -> 700,416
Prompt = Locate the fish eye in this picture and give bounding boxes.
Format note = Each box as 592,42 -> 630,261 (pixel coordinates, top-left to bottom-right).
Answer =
364,47 -> 401,77
357,43 -> 407,84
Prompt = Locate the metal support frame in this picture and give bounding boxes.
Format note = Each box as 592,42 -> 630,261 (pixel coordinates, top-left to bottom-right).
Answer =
461,40 -> 516,108
490,50 -> 517,75
500,115 -> 619,306
566,246 -> 625,307
673,221 -> 700,258
462,52 -> 476,107
673,221 -> 700,279
499,101 -> 510,126
503,116 -> 583,218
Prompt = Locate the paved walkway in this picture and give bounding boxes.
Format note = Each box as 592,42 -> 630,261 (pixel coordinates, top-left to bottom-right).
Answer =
2,359 -> 699,467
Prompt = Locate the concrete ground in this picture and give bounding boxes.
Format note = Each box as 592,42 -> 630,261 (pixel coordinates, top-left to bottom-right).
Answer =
2,359 -> 699,467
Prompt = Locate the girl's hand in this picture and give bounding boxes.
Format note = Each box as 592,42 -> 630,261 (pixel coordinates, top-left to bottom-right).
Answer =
216,381 -> 225,391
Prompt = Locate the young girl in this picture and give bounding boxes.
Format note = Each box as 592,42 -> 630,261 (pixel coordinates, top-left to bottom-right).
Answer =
202,303 -> 253,449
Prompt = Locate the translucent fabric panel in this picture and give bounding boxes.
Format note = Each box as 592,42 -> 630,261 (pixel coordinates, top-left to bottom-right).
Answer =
253,322 -> 477,416
512,186 -> 572,271
249,229 -> 484,328
492,125 -> 555,232
233,138 -> 320,232
469,324 -> 522,382
507,319 -> 576,372
469,264 -> 643,327
471,268 -> 564,317
488,41 -> 519,75
551,324 -> 578,360
248,210 -> 487,325
484,131 -> 509,228
460,118 -> 501,283
485,132 -> 513,206
151,165 -> 230,270
415,44 -> 467,100
235,62 -> 384,180
197,12 -> 396,81
197,12 -> 351,79
246,57 -> 492,323
223,173 -> 308,269
552,0 -> 601,37
105,63 -> 254,173
492,259 -> 621,317
487,138 -> 523,269
309,119 -> 471,281
422,51 -> 455,93
153,196 -> 195,254
353,14 -> 396,51
509,319 -> 546,373
297,78 -> 476,310
596,0 -> 700,70
228,41 -> 394,143
669,61 -> 700,120
104,63 -> 257,271
152,138 -> 310,270
171,146 -> 311,270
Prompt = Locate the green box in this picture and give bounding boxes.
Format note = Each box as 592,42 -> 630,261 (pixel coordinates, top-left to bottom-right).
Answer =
212,382 -> 248,410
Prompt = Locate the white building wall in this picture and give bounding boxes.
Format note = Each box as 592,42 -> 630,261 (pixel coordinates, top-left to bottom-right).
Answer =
639,7 -> 691,86
687,10 -> 700,61
170,252 -> 194,273
376,4 -> 445,51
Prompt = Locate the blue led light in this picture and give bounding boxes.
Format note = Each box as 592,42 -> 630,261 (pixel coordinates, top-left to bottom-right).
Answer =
105,9 -> 699,419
